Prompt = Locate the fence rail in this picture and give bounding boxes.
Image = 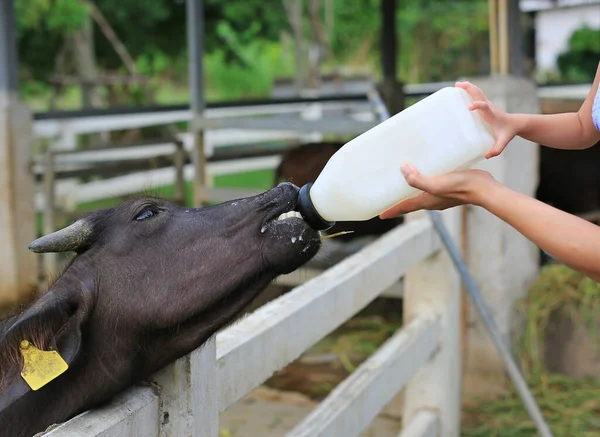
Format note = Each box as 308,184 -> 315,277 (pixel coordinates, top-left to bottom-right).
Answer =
40,210 -> 462,437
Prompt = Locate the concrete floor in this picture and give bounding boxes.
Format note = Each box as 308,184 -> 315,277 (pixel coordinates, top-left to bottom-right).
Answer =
219,386 -> 406,437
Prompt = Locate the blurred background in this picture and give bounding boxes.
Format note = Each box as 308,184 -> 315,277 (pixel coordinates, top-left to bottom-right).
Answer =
1,0 -> 599,436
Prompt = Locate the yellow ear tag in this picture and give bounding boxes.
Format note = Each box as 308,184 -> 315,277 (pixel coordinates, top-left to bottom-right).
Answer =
20,340 -> 69,391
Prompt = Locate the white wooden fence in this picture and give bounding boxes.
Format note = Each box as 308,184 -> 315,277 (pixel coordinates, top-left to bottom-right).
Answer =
40,207 -> 463,437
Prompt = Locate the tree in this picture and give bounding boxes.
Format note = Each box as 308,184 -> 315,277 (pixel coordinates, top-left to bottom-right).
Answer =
557,26 -> 600,83
15,0 -> 290,80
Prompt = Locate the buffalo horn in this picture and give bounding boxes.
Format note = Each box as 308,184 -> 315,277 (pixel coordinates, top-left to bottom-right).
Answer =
28,219 -> 94,253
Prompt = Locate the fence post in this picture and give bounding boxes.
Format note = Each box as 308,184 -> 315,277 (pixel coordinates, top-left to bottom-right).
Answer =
43,147 -> 58,277
173,140 -> 186,205
0,0 -> 38,311
187,0 -> 209,207
402,207 -> 462,437
152,337 -> 218,437
462,76 -> 539,397
53,126 -> 79,212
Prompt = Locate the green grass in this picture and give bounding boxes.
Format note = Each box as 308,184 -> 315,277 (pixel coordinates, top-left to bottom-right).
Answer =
215,169 -> 275,190
462,373 -> 600,437
84,168 -> 273,210
462,264 -> 600,437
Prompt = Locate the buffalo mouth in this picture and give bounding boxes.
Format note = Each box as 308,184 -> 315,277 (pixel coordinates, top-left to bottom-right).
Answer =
261,208 -> 318,241
260,203 -> 321,273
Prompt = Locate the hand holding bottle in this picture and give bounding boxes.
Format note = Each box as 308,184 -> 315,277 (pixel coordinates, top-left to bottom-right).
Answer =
456,60 -> 600,154
379,163 -> 494,218
455,81 -> 518,159
380,162 -> 600,282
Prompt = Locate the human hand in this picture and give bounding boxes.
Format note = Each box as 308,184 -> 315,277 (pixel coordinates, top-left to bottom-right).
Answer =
455,81 -> 518,159
379,163 -> 496,218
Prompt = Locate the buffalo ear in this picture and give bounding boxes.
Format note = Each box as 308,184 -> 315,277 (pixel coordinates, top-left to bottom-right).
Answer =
1,278 -> 96,367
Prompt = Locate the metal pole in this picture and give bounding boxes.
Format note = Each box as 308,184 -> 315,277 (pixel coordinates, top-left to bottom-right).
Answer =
378,0 -> 404,115
380,0 -> 397,84
187,0 -> 207,207
498,0 -> 510,75
43,147 -> 57,277
369,91 -> 555,437
508,0 -> 524,76
292,0 -> 304,94
0,0 -> 19,95
488,0 -> 499,75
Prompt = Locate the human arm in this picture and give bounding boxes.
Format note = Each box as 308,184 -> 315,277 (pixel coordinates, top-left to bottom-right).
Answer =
380,164 -> 600,282
456,61 -> 600,158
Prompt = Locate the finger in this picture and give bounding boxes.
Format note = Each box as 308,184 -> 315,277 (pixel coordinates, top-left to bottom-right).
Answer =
400,163 -> 438,193
469,101 -> 490,112
380,194 -> 462,218
455,81 -> 486,101
484,136 -> 510,159
379,193 -> 434,218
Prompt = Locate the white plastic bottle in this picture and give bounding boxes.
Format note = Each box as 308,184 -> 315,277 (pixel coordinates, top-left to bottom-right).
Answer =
296,86 -> 495,230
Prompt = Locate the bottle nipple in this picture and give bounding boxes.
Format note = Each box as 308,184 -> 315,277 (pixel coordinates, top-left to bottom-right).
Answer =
296,183 -> 336,231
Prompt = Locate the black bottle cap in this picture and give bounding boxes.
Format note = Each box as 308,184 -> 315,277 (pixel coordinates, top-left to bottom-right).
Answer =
297,183 -> 336,231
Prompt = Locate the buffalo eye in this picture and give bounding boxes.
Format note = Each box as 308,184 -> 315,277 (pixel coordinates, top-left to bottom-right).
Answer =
135,207 -> 159,221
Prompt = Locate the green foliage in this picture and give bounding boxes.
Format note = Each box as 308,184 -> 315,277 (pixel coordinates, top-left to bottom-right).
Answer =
15,0 -> 88,33
14,0 -> 50,30
328,0 -> 489,82
328,0 -> 380,61
15,0 -> 491,109
15,0 -> 288,78
46,0 -> 89,34
204,41 -> 295,100
557,26 -> 600,83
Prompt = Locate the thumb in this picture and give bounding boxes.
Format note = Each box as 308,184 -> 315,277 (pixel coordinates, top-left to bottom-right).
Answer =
485,136 -> 510,159
401,163 -> 434,192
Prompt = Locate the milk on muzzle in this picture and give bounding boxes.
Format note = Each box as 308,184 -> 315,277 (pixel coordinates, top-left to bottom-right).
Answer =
296,86 -> 496,230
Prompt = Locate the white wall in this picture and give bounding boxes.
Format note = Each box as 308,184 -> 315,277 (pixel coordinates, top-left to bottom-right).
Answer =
524,1 -> 600,75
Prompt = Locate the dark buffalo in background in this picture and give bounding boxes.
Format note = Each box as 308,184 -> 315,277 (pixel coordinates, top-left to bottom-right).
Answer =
0,184 -> 321,437
535,132 -> 600,265
536,140 -> 600,221
274,142 -> 404,241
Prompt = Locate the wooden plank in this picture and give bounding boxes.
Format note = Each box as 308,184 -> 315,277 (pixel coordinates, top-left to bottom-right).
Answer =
286,316 -> 440,437
402,208 -> 462,437
190,338 -> 218,437
276,268 -> 404,299
216,219 -> 440,412
41,386 -> 159,437
37,161 -> 270,210
31,83 -> 591,137
33,101 -> 370,138
151,337 -> 218,437
32,143 -> 295,181
43,149 -> 58,277
274,267 -> 323,286
200,115 -> 377,135
397,411 -> 438,437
